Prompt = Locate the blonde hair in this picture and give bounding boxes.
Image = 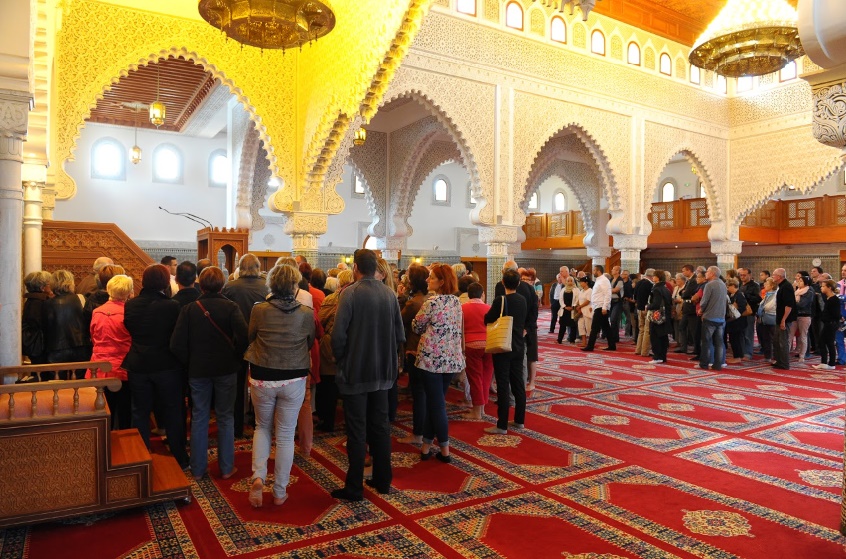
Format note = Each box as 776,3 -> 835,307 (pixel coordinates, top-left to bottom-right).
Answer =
267,264 -> 302,297
376,258 -> 395,291
50,270 -> 75,295
106,275 -> 134,302
337,269 -> 354,287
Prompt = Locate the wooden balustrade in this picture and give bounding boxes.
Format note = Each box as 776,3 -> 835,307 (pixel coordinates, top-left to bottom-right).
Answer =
0,361 -> 116,422
523,194 -> 845,250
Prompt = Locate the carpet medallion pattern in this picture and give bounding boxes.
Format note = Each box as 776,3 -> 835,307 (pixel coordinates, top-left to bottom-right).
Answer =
2,310 -> 845,558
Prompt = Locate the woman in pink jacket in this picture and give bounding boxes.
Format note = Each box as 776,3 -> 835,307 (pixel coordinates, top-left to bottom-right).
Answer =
88,275 -> 133,430
461,282 -> 492,420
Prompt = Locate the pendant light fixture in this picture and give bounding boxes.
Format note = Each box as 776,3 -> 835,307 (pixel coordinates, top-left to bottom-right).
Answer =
131,106 -> 142,164
149,61 -> 166,127
353,127 -> 367,146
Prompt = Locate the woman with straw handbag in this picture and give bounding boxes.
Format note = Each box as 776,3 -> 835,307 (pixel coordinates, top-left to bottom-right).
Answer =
483,269 -> 528,435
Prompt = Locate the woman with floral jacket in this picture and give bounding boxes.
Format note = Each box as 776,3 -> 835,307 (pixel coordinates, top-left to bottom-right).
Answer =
412,264 -> 465,463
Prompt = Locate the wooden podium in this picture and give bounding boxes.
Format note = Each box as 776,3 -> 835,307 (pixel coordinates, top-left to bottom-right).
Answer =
197,227 -> 249,274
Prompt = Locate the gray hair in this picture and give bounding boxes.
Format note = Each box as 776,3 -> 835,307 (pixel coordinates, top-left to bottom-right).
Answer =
675,273 -> 685,281
708,265 -> 722,278
24,271 -> 52,293
50,270 -> 76,295
502,260 -> 518,273
725,278 -> 740,288
267,264 -> 302,298
238,253 -> 262,278
275,256 -> 298,269
643,268 -> 656,278
92,256 -> 114,273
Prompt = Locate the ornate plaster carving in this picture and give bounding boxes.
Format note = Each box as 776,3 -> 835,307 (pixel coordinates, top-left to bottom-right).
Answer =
811,81 -> 846,156
643,121 -> 727,225
348,130 -> 387,235
0,91 -> 31,163
523,142 -> 602,240
401,140 -> 462,235
250,143 -> 272,232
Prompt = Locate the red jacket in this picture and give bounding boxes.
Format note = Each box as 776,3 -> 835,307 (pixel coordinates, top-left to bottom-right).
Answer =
462,300 -> 491,344
88,300 -> 132,381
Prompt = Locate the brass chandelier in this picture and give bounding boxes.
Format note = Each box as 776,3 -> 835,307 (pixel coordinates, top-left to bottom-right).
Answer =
198,0 -> 337,51
689,0 -> 803,78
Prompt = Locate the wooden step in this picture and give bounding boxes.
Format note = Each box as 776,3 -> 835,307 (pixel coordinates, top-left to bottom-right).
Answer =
150,453 -> 190,495
110,429 -> 151,467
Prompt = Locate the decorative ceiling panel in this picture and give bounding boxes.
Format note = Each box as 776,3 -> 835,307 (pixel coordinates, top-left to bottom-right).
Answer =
86,56 -> 216,132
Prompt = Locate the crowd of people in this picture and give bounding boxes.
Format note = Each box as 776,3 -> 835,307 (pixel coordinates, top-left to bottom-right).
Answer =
549,263 -> 846,371
19,251 -> 846,505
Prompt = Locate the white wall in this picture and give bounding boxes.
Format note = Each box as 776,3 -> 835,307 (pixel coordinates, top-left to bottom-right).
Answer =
406,161 -> 474,254
653,159 -> 702,202
532,175 -> 581,214
57,123 -> 227,243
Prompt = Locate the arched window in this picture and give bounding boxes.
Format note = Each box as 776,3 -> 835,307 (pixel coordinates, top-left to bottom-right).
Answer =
152,143 -> 183,183
528,191 -> 539,211
91,138 -> 126,181
351,170 -> 365,198
736,75 -> 753,92
505,1 -> 523,30
553,191 -> 567,213
550,16 -> 566,43
590,30 -> 605,55
780,60 -> 797,82
690,64 -> 701,85
717,74 -> 727,94
456,0 -> 475,16
661,181 -> 675,202
659,53 -> 672,75
433,176 -> 450,205
627,42 -> 640,65
208,149 -> 228,187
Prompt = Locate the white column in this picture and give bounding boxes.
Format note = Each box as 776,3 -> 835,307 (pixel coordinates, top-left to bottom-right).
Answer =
22,169 -> 45,274
284,211 -> 327,264
0,90 -> 32,382
586,246 -> 613,269
376,236 -> 404,264
711,240 -> 743,273
479,224 -> 520,292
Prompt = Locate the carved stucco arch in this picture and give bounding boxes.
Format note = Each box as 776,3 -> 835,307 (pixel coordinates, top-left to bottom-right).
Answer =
346,159 -> 381,231
401,141 -> 463,237
522,126 -> 617,233
58,47 -> 279,200
236,125 -> 262,229
648,148 -> 721,223
524,154 -> 602,241
522,124 -> 619,222
733,160 -> 845,228
379,67 -> 494,223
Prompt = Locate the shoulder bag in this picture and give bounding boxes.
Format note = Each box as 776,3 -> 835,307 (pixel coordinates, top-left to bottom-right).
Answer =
195,300 -> 234,349
726,295 -> 741,321
485,296 -> 514,354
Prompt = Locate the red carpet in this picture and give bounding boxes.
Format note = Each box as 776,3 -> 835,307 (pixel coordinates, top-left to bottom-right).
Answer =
2,310 -> 846,558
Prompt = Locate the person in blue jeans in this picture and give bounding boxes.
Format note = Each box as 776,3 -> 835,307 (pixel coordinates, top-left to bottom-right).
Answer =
698,266 -> 727,371
836,265 -> 846,365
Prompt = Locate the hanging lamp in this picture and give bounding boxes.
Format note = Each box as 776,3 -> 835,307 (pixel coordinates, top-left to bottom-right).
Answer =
149,62 -> 166,127
689,0 -> 804,78
131,106 -> 142,164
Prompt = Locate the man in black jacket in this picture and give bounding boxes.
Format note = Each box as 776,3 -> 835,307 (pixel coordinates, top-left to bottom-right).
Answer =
674,264 -> 699,354
738,268 -> 761,359
494,261 -> 538,391
772,268 -> 795,370
634,268 -> 654,356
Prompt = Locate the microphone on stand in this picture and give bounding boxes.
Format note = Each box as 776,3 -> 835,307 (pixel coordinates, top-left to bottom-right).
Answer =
184,212 -> 213,229
158,206 -> 207,228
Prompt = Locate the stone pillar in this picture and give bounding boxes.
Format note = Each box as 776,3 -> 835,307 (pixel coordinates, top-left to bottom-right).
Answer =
711,240 -> 742,273
803,66 -> 846,163
41,186 -> 55,220
0,90 -> 32,382
376,237 -> 404,264
479,225 -> 520,293
22,177 -> 44,274
613,234 -> 649,274
284,211 -> 327,264
586,246 -> 613,269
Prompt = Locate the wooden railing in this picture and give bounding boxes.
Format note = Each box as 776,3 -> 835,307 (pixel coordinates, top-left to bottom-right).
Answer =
522,194 -> 846,251
42,221 -> 154,295
522,210 -> 586,250
0,361 -> 117,422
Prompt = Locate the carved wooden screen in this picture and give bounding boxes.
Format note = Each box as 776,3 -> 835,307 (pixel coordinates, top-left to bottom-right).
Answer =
785,199 -> 818,228
687,199 -> 710,227
742,201 -> 777,227
548,213 -> 570,237
832,196 -> 846,225
524,214 -> 545,239
650,202 -> 675,229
